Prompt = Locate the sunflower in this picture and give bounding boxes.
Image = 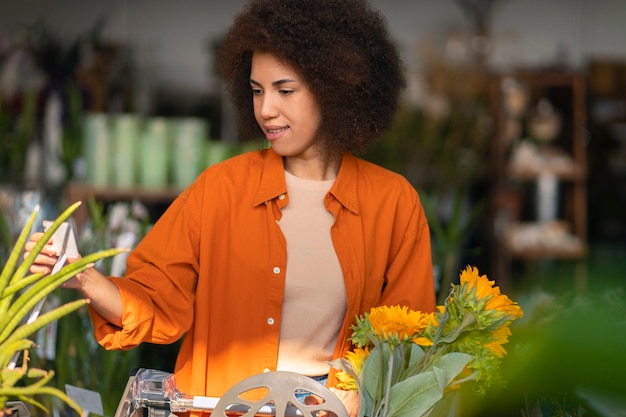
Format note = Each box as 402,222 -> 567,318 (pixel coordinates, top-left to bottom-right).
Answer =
335,347 -> 371,391
483,325 -> 512,358
456,266 -> 524,327
367,305 -> 433,345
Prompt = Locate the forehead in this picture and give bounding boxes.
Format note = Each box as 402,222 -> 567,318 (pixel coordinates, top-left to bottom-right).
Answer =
250,51 -> 302,80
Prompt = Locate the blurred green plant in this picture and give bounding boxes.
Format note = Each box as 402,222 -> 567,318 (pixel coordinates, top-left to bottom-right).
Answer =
364,103 -> 488,194
59,83 -> 85,185
361,41 -> 492,300
461,285 -> 626,417
0,90 -> 37,187
0,202 -> 123,415
421,190 -> 487,305
31,197 -> 149,416
0,209 -> 10,262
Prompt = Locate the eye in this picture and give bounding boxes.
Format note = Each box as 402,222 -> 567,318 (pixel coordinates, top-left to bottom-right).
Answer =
279,89 -> 294,96
251,87 -> 263,96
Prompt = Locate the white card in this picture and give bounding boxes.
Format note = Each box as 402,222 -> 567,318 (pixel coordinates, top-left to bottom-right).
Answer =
65,384 -> 104,416
42,220 -> 79,258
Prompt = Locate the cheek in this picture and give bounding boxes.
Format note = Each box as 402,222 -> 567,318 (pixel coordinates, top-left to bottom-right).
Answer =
252,101 -> 262,122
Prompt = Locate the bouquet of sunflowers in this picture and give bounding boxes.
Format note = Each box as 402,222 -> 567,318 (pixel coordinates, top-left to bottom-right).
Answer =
330,266 -> 524,417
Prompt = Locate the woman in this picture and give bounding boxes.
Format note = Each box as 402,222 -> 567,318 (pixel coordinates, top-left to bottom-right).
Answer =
26,0 -> 436,415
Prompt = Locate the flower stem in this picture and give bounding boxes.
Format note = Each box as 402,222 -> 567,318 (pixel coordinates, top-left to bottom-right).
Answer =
382,352 -> 394,417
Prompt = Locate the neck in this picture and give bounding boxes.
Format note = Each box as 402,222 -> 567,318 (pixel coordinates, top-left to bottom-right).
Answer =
283,155 -> 341,180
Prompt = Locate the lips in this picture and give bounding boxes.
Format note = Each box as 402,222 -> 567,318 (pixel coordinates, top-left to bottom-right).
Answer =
264,126 -> 289,141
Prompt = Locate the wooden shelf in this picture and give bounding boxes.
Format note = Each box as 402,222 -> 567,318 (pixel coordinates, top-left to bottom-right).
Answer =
507,145 -> 587,180
504,220 -> 588,260
506,245 -> 588,260
488,70 -> 588,287
508,165 -> 587,181
67,182 -> 182,230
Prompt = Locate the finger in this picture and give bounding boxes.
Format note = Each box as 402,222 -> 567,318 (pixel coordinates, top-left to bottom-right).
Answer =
25,234 -> 56,256
30,232 -> 53,246
66,254 -> 83,263
304,395 -> 319,406
29,264 -> 53,275
24,249 -> 58,263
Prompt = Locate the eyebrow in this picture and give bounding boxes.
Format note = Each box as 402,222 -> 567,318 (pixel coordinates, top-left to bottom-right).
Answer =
250,78 -> 297,86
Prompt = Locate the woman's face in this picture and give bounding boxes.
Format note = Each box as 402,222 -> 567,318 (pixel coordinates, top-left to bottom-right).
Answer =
250,51 -> 322,160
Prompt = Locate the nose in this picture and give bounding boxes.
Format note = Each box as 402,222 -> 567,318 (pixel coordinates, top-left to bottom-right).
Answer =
258,93 -> 279,120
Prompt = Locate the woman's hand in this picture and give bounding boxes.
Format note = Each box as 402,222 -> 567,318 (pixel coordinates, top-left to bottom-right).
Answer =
24,231 -> 124,326
329,387 -> 359,417
305,387 -> 359,417
24,232 -> 82,288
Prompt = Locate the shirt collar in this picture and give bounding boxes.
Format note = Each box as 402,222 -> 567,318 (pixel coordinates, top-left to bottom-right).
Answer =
330,152 -> 360,215
252,147 -> 360,215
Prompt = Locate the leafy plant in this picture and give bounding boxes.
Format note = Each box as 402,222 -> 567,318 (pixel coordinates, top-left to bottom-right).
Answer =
0,209 -> 11,262
0,90 -> 37,187
34,197 -> 145,417
420,190 -> 486,305
0,201 -> 124,414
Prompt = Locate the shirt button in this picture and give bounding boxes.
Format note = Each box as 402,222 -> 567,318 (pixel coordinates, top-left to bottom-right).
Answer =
267,318 -> 275,325
278,193 -> 286,200
273,266 -> 281,274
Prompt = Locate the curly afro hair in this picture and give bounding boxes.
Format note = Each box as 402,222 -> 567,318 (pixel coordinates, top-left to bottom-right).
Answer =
217,0 -> 406,156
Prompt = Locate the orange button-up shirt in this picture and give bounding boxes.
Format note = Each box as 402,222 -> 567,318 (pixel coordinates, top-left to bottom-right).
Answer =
90,147 -> 435,401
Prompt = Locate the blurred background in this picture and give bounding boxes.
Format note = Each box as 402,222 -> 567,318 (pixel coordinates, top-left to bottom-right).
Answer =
0,1 -> 624,416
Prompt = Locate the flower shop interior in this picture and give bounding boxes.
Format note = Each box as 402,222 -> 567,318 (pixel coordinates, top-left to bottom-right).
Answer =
1,1 -> 625,417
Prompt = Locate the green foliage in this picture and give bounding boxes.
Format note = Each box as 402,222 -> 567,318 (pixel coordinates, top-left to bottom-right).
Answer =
0,91 -> 37,186
0,202 -> 124,414
29,197 -> 145,416
420,190 -> 486,304
461,285 -> 626,417
362,98 -> 488,194
0,210 -> 10,262
60,82 -> 85,184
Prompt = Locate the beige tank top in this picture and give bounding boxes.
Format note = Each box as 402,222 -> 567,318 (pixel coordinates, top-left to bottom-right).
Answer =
276,170 -> 347,376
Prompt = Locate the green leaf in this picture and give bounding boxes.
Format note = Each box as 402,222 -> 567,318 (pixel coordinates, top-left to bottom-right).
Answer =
1,368 -> 26,389
361,345 -> 385,404
431,352 -> 473,391
427,391 -> 462,417
387,371 -> 443,417
380,344 -> 402,388
1,299 -> 89,347
408,344 -> 426,368
0,206 -> 40,305
358,387 -> 375,417
383,353 -> 472,417
8,202 -> 81,288
0,339 -> 34,369
1,273 -> 45,298
328,358 -> 355,376
0,247 -> 123,341
0,385 -> 83,416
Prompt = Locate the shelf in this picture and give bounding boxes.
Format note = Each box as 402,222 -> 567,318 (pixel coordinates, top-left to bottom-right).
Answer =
506,246 -> 588,260
66,182 -> 182,230
508,165 -> 586,181
504,220 -> 588,260
488,70 -> 588,286
507,144 -> 586,180
67,182 -> 183,202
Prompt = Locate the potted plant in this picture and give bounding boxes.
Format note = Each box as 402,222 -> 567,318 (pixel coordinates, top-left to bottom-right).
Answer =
0,201 -> 123,416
